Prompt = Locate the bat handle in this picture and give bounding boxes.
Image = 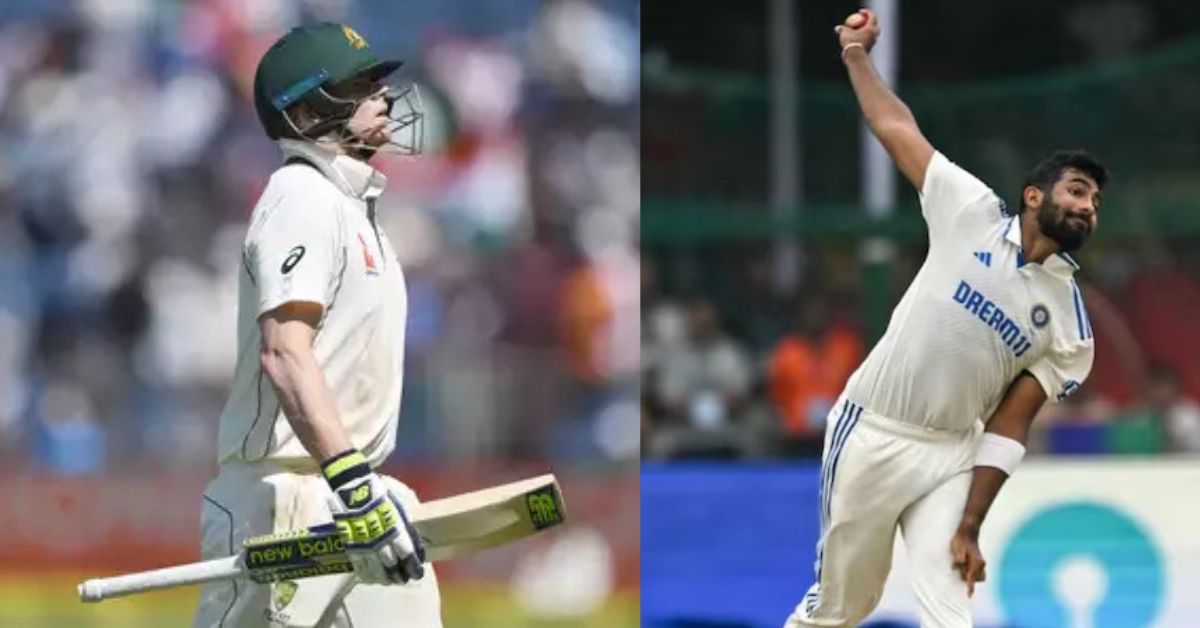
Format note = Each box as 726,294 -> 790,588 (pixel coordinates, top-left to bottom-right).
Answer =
78,555 -> 243,602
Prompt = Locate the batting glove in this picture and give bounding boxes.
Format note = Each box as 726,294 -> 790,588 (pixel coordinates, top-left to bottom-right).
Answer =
322,450 -> 426,584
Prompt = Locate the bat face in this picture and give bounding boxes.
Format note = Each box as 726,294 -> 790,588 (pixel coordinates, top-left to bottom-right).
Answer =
413,474 -> 566,561
240,474 -> 567,582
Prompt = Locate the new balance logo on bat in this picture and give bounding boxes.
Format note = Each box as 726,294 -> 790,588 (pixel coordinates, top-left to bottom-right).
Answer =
974,251 -> 992,267
526,488 -> 564,529
246,534 -> 345,569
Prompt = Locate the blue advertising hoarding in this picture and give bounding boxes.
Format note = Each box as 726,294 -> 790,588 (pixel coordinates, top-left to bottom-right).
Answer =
643,461 -> 1197,628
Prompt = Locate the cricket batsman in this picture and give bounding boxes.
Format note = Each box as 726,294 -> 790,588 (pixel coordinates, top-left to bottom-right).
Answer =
193,22 -> 440,627
786,9 -> 1106,627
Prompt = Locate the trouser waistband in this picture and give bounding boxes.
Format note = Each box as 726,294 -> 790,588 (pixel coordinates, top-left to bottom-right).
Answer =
836,397 -> 980,443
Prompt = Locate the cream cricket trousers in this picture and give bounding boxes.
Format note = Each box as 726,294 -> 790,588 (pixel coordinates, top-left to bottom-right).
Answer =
193,462 -> 442,628
785,397 -> 982,628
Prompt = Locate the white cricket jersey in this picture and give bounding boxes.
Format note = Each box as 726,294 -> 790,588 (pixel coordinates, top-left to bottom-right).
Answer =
217,139 -> 407,470
844,152 -> 1094,431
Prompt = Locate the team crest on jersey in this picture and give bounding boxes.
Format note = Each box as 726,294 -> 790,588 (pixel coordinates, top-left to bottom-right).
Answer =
1031,304 -> 1050,328
343,25 -> 368,49
272,580 -> 298,610
357,233 -> 379,275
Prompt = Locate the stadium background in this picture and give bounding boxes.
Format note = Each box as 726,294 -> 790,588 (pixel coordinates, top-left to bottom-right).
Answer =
0,0 -> 639,626
642,1 -> 1200,626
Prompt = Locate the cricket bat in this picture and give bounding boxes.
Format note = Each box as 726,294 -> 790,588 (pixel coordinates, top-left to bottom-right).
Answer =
78,474 -> 565,602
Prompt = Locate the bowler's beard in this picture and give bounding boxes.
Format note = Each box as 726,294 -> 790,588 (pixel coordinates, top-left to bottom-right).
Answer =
1037,199 -> 1090,253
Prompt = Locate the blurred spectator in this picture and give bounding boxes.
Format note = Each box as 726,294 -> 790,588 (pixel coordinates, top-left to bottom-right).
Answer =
1035,382 -> 1118,456
994,367 -> 1200,456
1075,367 -> 1200,455
647,298 -> 752,458
640,258 -> 685,380
1142,368 -> 1200,453
0,205 -> 36,446
655,299 -> 752,425
560,258 -> 616,386
30,378 -> 104,475
766,298 -> 863,456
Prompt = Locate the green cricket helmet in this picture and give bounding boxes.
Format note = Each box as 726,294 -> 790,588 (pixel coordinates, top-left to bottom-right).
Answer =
253,22 -> 424,154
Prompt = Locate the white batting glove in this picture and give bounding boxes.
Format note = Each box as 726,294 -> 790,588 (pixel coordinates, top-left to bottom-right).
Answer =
321,450 -> 425,584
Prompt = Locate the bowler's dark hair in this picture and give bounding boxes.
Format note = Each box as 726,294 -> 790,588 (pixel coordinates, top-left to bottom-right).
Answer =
1013,149 -> 1109,215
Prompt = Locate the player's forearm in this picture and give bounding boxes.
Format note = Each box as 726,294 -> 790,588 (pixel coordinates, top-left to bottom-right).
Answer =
260,345 -> 353,461
842,47 -> 918,135
982,396 -> 1038,444
960,426 -> 1029,530
959,466 -> 1007,533
960,374 -> 1046,531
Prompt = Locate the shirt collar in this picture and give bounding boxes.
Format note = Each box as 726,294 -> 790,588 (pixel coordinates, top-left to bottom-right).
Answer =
278,139 -> 387,201
1004,215 -> 1080,277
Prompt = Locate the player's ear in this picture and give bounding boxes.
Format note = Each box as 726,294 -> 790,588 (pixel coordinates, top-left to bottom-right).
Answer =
286,101 -> 319,130
1022,185 -> 1043,212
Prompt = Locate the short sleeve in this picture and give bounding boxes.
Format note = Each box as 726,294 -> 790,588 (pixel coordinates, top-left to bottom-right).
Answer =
247,193 -> 340,317
919,152 -> 995,243
1025,340 -> 1094,402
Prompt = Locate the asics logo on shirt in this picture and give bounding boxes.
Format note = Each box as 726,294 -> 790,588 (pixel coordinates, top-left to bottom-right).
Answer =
952,280 -> 1033,357
281,246 -> 306,274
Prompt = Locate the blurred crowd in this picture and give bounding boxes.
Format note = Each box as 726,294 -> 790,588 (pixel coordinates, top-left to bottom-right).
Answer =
642,245 -> 1200,461
0,0 -> 640,474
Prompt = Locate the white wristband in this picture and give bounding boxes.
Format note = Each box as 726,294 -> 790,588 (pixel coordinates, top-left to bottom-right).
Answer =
841,42 -> 866,60
975,433 -> 1026,476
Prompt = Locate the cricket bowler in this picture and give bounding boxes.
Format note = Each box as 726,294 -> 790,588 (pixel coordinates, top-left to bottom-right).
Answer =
786,10 -> 1106,627
193,22 -> 441,627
